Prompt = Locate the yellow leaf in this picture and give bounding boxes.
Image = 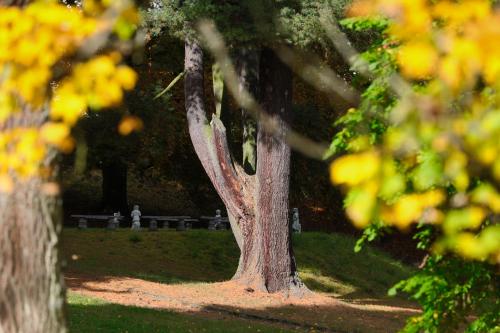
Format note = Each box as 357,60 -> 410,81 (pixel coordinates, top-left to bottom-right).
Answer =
420,189 -> 446,207
115,66 -> 137,90
50,91 -> 87,125
476,145 -> 497,165
58,137 -> 75,153
483,56 -> 500,84
444,206 -> 486,234
118,115 -> 143,136
330,151 -> 380,186
40,122 -> 71,147
387,195 -> 422,229
439,56 -> 461,89
397,41 -> 438,79
345,182 -> 378,228
493,158 -> 500,181
471,184 -> 500,213
382,190 -> 445,229
87,56 -> 115,76
455,233 -> 485,260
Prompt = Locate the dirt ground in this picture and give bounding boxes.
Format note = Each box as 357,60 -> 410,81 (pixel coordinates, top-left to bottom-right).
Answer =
66,274 -> 420,333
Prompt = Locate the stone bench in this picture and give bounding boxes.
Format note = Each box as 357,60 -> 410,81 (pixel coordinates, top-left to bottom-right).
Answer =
70,213 -> 229,231
141,216 -> 199,231
71,214 -> 124,229
199,216 -> 230,230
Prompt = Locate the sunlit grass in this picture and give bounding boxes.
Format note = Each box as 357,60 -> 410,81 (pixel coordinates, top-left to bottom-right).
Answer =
61,229 -> 412,298
299,269 -> 356,295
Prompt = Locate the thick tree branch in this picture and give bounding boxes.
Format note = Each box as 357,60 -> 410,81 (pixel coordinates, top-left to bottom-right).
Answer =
184,38 -> 249,244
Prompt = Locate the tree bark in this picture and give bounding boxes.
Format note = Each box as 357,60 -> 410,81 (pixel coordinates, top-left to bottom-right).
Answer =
0,1 -> 67,331
185,39 -> 250,250
184,39 -> 307,296
236,48 -> 305,295
0,176 -> 66,332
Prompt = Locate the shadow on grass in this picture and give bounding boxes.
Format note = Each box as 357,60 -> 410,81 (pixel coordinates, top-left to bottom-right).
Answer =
62,230 -> 413,299
67,293 -> 294,333
66,276 -> 133,294
67,291 -> 418,333
198,302 -> 417,333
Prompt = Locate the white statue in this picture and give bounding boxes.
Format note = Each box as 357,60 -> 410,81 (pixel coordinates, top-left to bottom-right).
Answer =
107,212 -> 120,230
208,209 -> 222,231
215,209 -> 223,230
131,205 -> 141,230
113,212 -> 120,228
292,208 -> 301,233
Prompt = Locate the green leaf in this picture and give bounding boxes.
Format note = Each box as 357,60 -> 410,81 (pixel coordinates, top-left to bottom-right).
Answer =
154,71 -> 185,100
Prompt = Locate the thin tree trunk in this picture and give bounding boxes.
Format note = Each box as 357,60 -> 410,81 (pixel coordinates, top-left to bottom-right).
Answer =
0,177 -> 66,333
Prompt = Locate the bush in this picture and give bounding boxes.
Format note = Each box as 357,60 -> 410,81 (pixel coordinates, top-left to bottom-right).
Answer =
128,234 -> 142,243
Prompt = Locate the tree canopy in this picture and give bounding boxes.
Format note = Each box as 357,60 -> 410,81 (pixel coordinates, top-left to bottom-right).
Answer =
143,0 -> 350,47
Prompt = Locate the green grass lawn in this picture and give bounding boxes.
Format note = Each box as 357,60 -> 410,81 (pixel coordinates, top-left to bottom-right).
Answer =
61,229 -> 412,298
67,293 -> 295,333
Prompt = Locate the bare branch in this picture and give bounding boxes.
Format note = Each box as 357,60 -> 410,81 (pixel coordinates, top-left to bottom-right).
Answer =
319,10 -> 414,99
197,20 -> 329,161
273,44 -> 360,105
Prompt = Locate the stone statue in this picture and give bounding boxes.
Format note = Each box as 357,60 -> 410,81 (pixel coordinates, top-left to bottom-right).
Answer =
131,205 -> 141,230
78,218 -> 87,229
209,209 -> 221,230
149,219 -> 158,231
176,219 -> 186,231
113,212 -> 120,228
292,208 -> 301,233
214,209 -> 223,230
107,212 -> 120,230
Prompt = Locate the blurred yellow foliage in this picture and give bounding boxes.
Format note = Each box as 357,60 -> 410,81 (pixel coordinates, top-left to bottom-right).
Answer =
330,151 -> 380,186
0,0 -> 138,185
118,115 -> 143,136
334,0 -> 500,262
382,190 -> 445,229
40,123 -> 71,148
349,0 -> 500,88
397,41 -> 437,79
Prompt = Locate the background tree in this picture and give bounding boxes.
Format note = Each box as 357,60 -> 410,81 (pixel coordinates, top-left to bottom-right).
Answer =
0,1 -> 138,331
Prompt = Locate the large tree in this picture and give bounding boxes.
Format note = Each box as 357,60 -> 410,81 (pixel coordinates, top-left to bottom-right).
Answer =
185,40 -> 304,294
143,0 -> 336,295
145,0 -> 349,294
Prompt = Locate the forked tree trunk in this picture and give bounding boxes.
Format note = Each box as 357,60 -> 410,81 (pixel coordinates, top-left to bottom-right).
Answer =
184,39 -> 307,296
0,178 -> 66,332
